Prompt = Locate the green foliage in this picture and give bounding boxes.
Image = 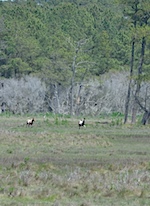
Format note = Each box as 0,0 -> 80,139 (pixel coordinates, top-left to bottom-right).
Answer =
0,0 -> 150,98
111,118 -> 123,126
110,112 -> 123,126
111,112 -> 124,118
0,0 -> 133,80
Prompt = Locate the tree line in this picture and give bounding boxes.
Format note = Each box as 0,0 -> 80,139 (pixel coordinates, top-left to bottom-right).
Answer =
0,0 -> 150,124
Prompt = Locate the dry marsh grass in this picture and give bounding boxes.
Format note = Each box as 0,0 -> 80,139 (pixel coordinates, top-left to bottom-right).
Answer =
0,115 -> 150,205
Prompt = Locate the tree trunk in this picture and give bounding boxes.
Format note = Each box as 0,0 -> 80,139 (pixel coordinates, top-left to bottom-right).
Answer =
124,39 -> 135,124
141,111 -> 150,125
131,36 -> 146,123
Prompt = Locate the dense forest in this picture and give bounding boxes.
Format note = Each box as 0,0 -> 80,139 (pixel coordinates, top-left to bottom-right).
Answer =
0,0 -> 150,123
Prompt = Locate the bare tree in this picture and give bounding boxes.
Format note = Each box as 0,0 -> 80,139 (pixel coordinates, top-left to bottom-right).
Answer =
68,38 -> 94,115
0,76 -> 46,114
69,72 -> 133,116
1,72 -> 149,117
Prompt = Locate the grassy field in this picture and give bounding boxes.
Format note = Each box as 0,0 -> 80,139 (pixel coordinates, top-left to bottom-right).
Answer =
0,114 -> 150,206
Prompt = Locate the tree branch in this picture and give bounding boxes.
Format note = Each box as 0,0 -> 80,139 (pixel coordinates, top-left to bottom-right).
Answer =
134,95 -> 148,113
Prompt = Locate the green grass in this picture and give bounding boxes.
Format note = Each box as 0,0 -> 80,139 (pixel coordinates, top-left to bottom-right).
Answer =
0,115 -> 150,205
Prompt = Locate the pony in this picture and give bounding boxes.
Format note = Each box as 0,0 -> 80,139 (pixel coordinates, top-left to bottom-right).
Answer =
78,118 -> 86,129
26,118 -> 34,126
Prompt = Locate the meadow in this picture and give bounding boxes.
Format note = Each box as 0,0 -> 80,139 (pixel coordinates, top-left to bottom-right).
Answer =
0,114 -> 150,206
